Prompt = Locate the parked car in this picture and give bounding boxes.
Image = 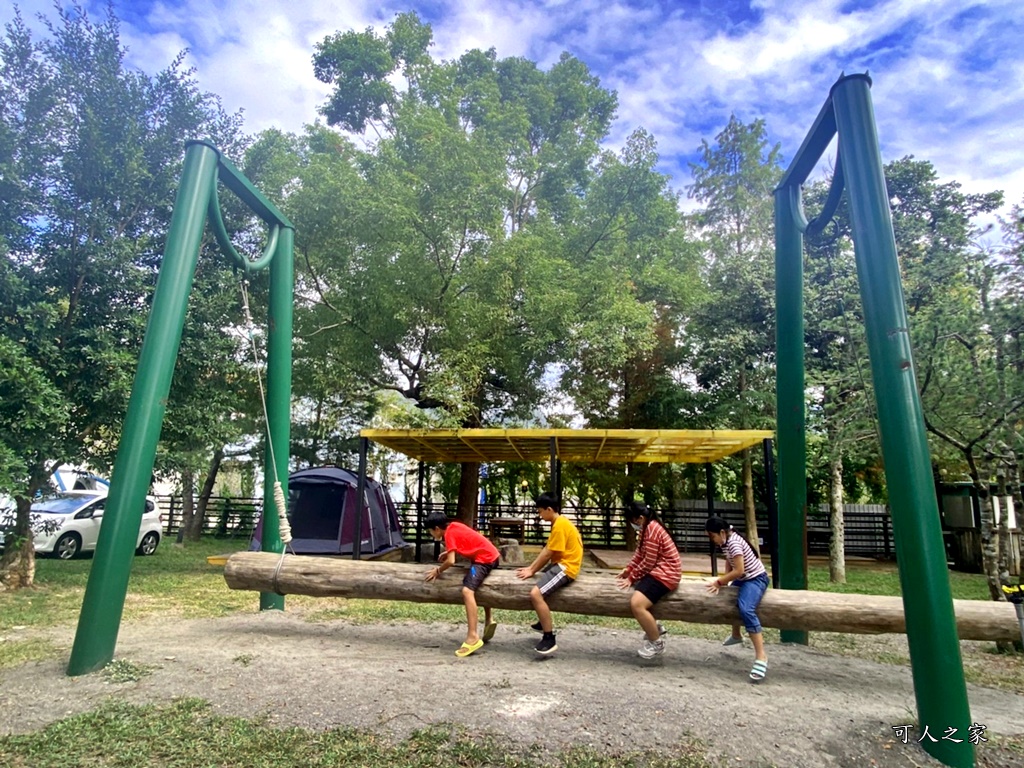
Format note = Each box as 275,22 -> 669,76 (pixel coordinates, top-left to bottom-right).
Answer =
0,490 -> 163,559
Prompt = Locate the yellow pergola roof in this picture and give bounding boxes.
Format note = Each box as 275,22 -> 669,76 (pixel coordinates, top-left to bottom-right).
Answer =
359,428 -> 774,464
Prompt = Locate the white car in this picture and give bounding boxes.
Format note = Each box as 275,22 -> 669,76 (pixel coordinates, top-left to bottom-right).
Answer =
0,490 -> 163,559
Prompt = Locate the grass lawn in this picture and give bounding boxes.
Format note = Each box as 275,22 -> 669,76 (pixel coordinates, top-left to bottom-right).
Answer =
0,698 -> 712,768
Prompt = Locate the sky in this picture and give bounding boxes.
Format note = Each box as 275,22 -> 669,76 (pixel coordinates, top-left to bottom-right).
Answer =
5,0 -> 1024,224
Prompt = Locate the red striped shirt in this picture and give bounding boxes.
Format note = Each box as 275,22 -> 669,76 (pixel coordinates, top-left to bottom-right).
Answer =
624,520 -> 682,590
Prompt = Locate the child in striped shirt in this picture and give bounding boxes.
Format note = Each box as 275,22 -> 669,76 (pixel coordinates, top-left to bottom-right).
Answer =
616,501 -> 682,659
705,515 -> 770,683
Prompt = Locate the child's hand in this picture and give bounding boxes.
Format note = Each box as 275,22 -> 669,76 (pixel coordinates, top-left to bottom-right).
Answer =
704,578 -> 720,595
424,566 -> 441,582
436,550 -> 448,562
515,567 -> 533,580
614,576 -> 631,591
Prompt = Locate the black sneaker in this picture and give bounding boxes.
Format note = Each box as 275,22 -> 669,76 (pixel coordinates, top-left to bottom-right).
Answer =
530,621 -> 544,633
535,633 -> 557,655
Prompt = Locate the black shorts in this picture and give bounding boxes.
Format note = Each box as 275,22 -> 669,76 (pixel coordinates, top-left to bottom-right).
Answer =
463,558 -> 500,591
634,575 -> 672,604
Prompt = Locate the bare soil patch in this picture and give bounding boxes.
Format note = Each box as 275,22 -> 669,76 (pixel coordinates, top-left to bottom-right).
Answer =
2,611 -> 1022,767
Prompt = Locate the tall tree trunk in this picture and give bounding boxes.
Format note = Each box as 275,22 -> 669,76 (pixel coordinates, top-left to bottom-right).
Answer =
995,471 -> 1012,592
965,454 -> 1002,601
976,487 -> 1002,602
176,466 -> 197,544
624,462 -> 637,550
829,451 -> 846,584
741,449 -> 759,555
457,462 -> 480,528
736,365 -> 759,555
195,448 -> 224,539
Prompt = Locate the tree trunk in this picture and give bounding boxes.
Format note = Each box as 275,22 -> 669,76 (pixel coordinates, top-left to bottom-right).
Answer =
195,448 -> 224,538
829,452 -> 846,584
176,466 -> 198,543
977,484 -> 1002,602
0,497 -> 36,590
223,552 -> 1022,641
457,461 -> 479,528
624,463 -> 637,550
741,449 -> 759,556
996,472 -> 1012,589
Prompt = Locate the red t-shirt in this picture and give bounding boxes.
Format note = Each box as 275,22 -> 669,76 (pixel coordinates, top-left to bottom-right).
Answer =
444,521 -> 500,564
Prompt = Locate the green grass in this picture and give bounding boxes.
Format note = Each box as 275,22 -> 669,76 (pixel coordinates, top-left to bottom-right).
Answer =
0,699 -> 714,768
0,638 -> 60,670
806,562 -> 996,601
0,538 -> 255,632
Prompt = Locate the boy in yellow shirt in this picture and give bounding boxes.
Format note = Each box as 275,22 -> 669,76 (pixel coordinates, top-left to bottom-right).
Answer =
516,492 -> 583,655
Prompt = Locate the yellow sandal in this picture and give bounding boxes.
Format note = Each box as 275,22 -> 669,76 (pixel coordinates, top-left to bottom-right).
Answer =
455,639 -> 484,657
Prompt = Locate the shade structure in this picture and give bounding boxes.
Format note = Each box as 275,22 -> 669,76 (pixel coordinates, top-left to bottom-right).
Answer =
360,428 -> 774,465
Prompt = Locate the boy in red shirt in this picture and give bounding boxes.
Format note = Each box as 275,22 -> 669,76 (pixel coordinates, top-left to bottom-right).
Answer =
423,512 -> 501,657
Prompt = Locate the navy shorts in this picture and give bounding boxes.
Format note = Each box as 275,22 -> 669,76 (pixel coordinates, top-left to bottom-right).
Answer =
463,558 -> 500,591
634,574 -> 672,604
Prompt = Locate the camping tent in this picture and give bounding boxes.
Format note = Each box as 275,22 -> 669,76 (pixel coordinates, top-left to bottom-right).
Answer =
251,466 -> 406,555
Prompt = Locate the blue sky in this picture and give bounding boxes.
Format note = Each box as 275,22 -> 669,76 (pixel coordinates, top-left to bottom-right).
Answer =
5,0 -> 1024,221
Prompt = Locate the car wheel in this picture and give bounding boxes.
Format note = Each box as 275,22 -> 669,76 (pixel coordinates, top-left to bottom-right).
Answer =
136,531 -> 159,556
54,533 -> 82,560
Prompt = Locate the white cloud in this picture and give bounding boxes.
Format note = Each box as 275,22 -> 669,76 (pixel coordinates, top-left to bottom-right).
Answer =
3,0 -> 1023,209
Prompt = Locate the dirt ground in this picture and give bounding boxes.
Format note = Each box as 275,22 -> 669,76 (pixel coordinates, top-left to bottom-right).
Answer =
1,611 -> 1022,767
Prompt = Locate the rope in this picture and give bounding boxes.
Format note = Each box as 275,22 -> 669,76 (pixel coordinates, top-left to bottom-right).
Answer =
239,279 -> 292,547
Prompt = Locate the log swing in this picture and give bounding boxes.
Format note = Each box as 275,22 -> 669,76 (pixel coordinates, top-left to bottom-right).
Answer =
222,551 -> 1023,643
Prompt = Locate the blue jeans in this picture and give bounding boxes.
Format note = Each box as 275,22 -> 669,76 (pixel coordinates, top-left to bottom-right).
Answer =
735,572 -> 769,635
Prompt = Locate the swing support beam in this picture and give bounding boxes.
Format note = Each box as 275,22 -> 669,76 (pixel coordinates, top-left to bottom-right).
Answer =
66,141 -> 294,676
774,74 -> 972,768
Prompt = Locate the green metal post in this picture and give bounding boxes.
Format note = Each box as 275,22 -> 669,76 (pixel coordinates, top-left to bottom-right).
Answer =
831,73 -> 972,768
774,183 -> 809,645
67,142 -> 220,675
259,225 -> 294,610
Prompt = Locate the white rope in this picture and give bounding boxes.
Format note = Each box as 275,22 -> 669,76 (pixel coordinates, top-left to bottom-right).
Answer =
240,279 -> 292,547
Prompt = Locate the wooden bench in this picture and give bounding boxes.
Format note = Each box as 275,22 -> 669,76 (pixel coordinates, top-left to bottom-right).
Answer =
488,517 -> 525,542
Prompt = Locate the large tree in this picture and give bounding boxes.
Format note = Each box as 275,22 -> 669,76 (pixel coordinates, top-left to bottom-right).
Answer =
687,116 -> 782,551
0,5 -> 243,585
302,13 -> 627,522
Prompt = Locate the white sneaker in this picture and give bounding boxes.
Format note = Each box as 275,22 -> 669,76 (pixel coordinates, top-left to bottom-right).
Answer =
656,621 -> 668,637
637,638 -> 666,659
722,635 -> 743,647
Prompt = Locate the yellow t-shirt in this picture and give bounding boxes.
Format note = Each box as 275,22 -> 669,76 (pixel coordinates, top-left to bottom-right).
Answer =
546,514 -> 583,579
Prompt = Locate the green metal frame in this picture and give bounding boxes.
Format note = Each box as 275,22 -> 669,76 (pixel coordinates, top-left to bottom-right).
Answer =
67,141 -> 294,676
775,74 -> 972,767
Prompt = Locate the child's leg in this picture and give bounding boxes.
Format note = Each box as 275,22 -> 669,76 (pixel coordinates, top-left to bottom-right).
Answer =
629,591 -> 660,641
750,630 -> 766,660
530,585 -> 553,632
736,576 -> 769,662
463,586 -> 481,643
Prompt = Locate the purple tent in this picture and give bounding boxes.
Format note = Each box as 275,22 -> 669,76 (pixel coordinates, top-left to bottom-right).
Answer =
251,466 -> 406,555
